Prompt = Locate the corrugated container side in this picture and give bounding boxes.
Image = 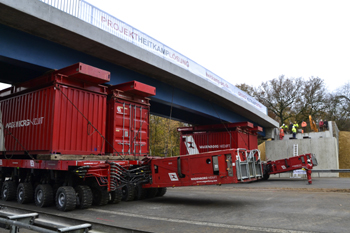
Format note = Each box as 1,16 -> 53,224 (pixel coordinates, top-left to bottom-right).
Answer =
0,86 -> 55,152
0,84 -> 106,155
52,85 -> 106,154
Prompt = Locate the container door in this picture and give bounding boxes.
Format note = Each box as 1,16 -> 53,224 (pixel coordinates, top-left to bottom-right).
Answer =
131,104 -> 149,156
111,101 -> 132,155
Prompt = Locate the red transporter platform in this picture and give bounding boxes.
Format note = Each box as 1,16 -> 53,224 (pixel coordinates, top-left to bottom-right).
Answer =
0,62 -> 318,213
178,122 -> 263,155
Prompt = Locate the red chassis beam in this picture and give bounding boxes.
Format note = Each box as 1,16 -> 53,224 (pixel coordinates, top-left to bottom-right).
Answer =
0,159 -> 140,170
0,149 -> 264,190
263,153 -> 318,184
144,148 -> 263,188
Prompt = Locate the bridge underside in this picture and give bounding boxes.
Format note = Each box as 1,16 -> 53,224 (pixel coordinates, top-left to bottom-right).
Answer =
0,0 -> 279,137
0,24 -> 247,126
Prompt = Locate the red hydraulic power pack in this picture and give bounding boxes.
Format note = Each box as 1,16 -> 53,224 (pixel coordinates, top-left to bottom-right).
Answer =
0,63 -> 109,155
178,122 -> 262,155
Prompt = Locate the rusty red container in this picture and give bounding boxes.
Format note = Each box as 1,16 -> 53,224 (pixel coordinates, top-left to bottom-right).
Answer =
178,122 -> 261,155
106,81 -> 155,156
0,64 -> 108,155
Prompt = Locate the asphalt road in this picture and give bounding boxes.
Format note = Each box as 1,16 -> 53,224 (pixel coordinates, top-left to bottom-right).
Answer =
1,178 -> 350,233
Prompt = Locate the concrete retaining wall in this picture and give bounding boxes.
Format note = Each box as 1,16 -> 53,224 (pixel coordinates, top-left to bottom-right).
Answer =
266,137 -> 339,178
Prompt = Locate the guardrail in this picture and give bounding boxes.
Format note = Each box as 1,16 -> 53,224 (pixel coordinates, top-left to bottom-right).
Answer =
276,169 -> 350,178
0,212 -> 91,233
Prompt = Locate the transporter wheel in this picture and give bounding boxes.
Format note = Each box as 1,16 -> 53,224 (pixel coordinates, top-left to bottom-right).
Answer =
262,172 -> 270,180
262,166 -> 270,181
17,183 -> 33,204
262,164 -> 271,181
92,188 -> 109,206
35,184 -> 54,207
2,181 -> 16,201
56,186 -> 77,211
156,187 -> 167,197
109,188 -> 123,204
75,185 -> 93,209
146,188 -> 158,199
134,184 -> 147,200
122,184 -> 135,201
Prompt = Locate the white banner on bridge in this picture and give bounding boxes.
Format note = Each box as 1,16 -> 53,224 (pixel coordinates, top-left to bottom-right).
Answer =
40,0 -> 268,115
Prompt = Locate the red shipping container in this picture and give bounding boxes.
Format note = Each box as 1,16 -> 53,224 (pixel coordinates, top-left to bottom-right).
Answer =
106,82 -> 155,157
0,64 -> 108,155
178,122 -> 261,155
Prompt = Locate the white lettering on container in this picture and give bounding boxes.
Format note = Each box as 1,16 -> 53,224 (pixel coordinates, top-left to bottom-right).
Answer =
5,117 -> 44,128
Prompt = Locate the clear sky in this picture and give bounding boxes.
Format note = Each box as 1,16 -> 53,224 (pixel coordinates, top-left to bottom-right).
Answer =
85,0 -> 350,93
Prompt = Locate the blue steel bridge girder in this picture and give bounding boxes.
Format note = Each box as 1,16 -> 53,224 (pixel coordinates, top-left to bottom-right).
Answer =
0,24 -> 248,126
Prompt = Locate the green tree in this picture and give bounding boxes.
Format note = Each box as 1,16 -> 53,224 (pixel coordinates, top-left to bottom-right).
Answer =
295,76 -> 327,123
256,75 -> 303,125
149,115 -> 189,157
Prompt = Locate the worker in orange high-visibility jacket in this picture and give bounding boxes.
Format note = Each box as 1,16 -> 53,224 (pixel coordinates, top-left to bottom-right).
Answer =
279,127 -> 285,140
305,159 -> 313,184
301,121 -> 307,133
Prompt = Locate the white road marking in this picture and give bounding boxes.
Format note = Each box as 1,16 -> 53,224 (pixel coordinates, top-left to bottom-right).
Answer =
90,208 -> 311,233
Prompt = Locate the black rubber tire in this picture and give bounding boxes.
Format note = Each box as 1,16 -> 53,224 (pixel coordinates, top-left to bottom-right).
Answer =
262,173 -> 270,181
134,184 -> 147,200
109,188 -> 123,204
262,164 -> 270,181
156,187 -> 167,197
146,188 -> 158,199
122,184 -> 135,201
92,188 -> 109,206
55,186 -> 77,211
75,185 -> 93,209
34,184 -> 54,207
2,181 -> 16,201
17,183 -> 33,204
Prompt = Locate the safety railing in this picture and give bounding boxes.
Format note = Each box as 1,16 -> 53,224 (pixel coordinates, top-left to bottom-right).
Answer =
0,212 -> 91,233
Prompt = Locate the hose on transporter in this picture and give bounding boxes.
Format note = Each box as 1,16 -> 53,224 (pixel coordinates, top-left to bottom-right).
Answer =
106,161 -> 151,191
